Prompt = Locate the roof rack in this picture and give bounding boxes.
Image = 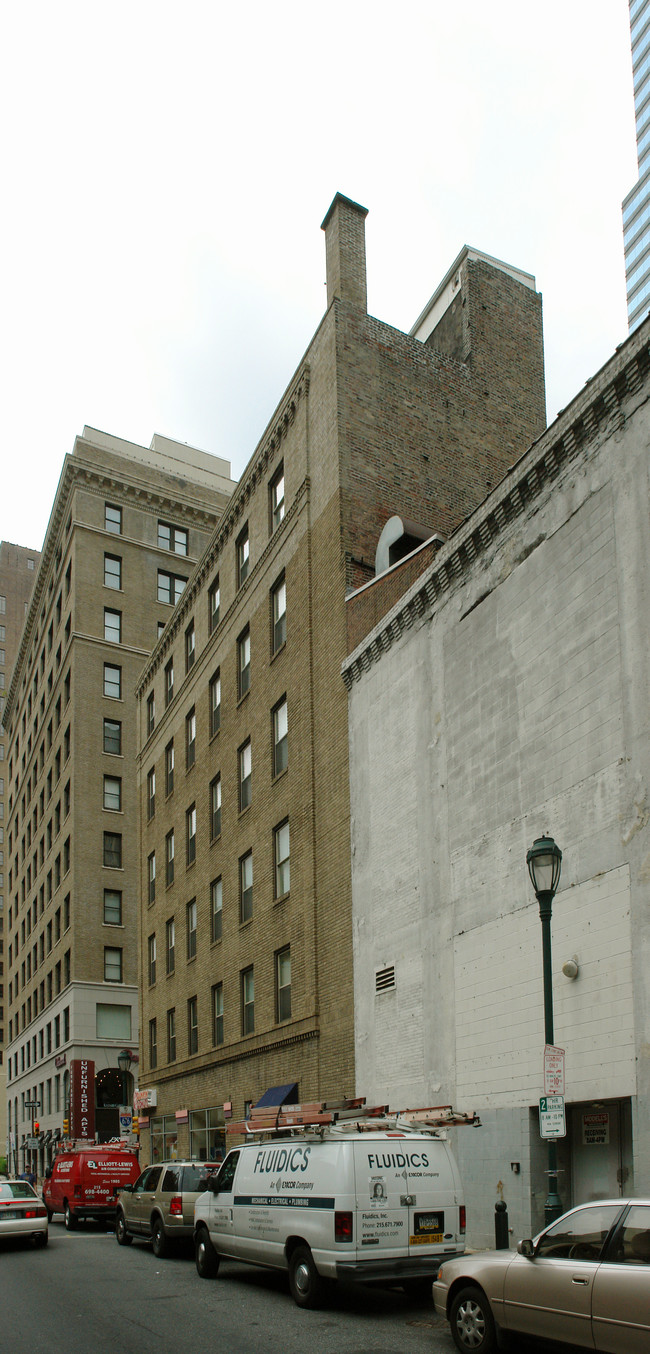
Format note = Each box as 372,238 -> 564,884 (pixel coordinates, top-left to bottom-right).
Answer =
227,1098 -> 481,1137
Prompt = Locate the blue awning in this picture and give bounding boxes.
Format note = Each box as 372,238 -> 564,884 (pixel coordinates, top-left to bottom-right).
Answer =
254,1083 -> 299,1109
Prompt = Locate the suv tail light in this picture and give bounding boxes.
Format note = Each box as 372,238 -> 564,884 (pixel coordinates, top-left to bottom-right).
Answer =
335,1211 -> 353,1243
170,1195 -> 183,1216
459,1205 -> 466,1234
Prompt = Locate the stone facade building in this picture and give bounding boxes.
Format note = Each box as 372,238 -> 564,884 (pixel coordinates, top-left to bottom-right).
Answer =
344,315 -> 650,1246
134,193 -> 547,1161
3,428 -> 234,1173
0,541 -> 41,1162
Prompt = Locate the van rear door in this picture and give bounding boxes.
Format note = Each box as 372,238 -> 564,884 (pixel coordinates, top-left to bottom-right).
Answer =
354,1140 -> 410,1259
405,1141 -> 462,1261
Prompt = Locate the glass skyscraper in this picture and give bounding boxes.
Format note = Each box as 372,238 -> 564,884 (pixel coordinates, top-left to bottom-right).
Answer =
623,0 -> 650,330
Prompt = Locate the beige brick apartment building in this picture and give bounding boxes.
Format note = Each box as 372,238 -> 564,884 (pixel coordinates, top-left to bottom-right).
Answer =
4,429 -> 234,1174
0,542 -> 41,1163
134,192 -> 547,1161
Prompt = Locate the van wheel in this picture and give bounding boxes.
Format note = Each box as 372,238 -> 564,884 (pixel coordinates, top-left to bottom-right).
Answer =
151,1218 -> 168,1258
64,1203 -> 78,1231
115,1211 -> 133,1246
289,1245 -> 325,1309
195,1228 -> 219,1278
45,1208 -> 53,1223
449,1285 -> 497,1354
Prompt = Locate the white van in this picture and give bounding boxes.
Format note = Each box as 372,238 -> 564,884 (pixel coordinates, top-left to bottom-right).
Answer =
194,1123 -> 467,1307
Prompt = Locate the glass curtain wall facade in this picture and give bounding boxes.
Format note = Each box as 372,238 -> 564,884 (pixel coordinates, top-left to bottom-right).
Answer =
623,0 -> 650,330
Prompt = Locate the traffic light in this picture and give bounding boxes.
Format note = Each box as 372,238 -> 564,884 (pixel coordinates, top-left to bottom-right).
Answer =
132,1117 -> 139,1136
63,1118 -> 69,1135
34,1121 -> 40,1134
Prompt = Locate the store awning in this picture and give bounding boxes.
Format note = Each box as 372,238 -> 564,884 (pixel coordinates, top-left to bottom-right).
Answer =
254,1083 -> 299,1109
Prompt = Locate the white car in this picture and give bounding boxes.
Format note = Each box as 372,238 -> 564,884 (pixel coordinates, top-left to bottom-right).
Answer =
0,1180 -> 48,1247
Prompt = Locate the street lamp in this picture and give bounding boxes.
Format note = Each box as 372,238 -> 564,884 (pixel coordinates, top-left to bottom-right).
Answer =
526,834 -> 563,1226
117,1049 -> 132,1106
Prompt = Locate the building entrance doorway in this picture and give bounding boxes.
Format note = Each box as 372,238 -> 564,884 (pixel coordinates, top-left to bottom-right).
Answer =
569,1099 -> 632,1204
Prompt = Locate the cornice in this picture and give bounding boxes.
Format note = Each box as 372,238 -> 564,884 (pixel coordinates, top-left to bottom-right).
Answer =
343,317 -> 650,689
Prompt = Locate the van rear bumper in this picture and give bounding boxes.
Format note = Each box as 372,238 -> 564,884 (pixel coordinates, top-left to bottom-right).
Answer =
71,1205 -> 119,1220
335,1252 -> 465,1284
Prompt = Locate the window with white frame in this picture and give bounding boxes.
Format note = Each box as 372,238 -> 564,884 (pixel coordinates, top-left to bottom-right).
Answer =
271,575 -> 286,653
240,851 -> 253,923
158,521 -> 188,555
158,571 -> 187,605
209,669 -> 221,737
211,877 -> 222,942
148,933 -> 156,985
238,628 -> 250,699
104,664 -> 122,699
186,898 -> 197,959
270,463 -> 285,532
104,776 -> 122,813
186,804 -> 196,865
104,554 -> 122,590
272,697 -> 288,777
208,576 -> 220,634
238,740 -> 251,811
236,525 -> 249,588
274,819 -> 290,897
212,982 -> 224,1045
104,609 -> 121,644
241,966 -> 254,1034
210,775 -> 221,840
276,946 -> 291,1022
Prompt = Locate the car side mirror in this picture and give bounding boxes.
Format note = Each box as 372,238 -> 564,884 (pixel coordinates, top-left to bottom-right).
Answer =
517,1239 -> 535,1258
208,1177 -> 220,1194
44,1168 -> 52,1180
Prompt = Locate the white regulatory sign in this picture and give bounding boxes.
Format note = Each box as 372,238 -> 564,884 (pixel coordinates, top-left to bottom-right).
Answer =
539,1095 -> 566,1139
544,1045 -> 565,1096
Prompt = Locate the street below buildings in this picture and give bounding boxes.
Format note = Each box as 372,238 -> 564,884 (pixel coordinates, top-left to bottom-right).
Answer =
0,1221 -> 588,1354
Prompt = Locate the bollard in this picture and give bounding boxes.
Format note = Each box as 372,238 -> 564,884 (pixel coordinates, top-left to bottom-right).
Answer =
495,1199 -> 509,1249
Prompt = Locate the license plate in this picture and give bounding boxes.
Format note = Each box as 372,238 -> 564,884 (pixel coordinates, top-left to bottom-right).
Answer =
1,1209 -> 21,1220
410,1232 -> 443,1245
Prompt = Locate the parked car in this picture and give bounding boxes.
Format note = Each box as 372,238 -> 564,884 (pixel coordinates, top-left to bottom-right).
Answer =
433,1197 -> 650,1353
0,1179 -> 48,1247
115,1160 -> 218,1257
43,1144 -> 141,1229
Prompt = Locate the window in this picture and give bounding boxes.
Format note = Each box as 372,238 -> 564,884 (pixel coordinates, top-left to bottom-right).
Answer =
535,1204 -> 622,1261
104,889 -> 122,926
238,740 -> 251,811
186,899 -> 197,959
148,851 -> 156,903
158,571 -> 187,605
165,831 -> 175,886
104,609 -> 121,643
241,967 -> 254,1034
158,521 -> 188,555
208,576 -> 220,634
212,982 -> 224,1045
104,664 -> 121,699
270,463 -> 285,532
146,692 -> 155,735
186,804 -> 196,865
210,776 -> 221,839
271,575 -> 286,653
188,996 -> 198,1054
236,525 -> 250,588
103,718 -> 122,755
149,1019 -> 157,1070
105,503 -> 122,534
165,740 -> 174,796
274,820 -> 290,897
272,697 -> 288,776
104,947 -> 123,983
165,658 -> 174,707
185,621 -> 195,673
103,832 -> 122,869
209,670 -> 221,737
185,708 -> 196,769
104,554 -> 121,590
167,1008 -> 176,1062
166,918 -> 175,973
147,767 -> 155,820
237,627 -> 250,699
276,947 -> 291,1021
240,851 -> 253,923
148,933 -> 157,985
104,776 -> 122,812
210,877 -> 222,942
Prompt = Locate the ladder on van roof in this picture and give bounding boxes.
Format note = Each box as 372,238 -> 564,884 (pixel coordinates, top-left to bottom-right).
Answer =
226,1098 -> 480,1136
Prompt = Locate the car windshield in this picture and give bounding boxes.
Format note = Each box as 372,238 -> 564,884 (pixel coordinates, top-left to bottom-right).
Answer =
0,1182 -> 37,1200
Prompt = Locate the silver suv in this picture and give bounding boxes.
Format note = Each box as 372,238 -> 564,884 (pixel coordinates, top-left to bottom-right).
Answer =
115,1160 -> 217,1257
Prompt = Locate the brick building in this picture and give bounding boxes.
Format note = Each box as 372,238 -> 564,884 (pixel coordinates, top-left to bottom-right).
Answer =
134,192 -> 546,1160
344,315 -> 650,1246
3,428 -> 234,1174
0,542 -> 41,1163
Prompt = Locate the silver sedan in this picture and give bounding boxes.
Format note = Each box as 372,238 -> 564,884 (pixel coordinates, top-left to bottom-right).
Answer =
433,1198 -> 649,1353
0,1180 -> 49,1247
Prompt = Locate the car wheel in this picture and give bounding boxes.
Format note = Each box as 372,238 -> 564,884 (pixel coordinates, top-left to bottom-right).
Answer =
195,1227 -> 219,1279
151,1218 -> 168,1258
115,1211 -> 133,1246
64,1203 -> 78,1231
449,1285 -> 497,1353
288,1244 -> 325,1309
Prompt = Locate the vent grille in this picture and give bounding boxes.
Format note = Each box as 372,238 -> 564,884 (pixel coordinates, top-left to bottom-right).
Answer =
375,965 -> 396,992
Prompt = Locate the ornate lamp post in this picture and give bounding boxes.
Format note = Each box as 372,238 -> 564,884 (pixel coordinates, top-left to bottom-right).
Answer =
117,1049 -> 132,1106
526,834 -> 563,1226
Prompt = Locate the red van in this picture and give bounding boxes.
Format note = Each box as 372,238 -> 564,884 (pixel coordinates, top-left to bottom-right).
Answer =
43,1143 -> 140,1228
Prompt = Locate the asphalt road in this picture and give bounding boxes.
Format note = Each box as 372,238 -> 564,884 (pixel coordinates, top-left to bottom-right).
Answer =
0,1222 -> 588,1354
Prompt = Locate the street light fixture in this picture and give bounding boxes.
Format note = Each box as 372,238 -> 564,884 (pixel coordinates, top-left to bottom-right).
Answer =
526,834 -> 563,1226
117,1049 -> 132,1106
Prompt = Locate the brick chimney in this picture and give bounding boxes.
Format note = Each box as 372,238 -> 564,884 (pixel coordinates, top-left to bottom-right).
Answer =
321,192 -> 368,311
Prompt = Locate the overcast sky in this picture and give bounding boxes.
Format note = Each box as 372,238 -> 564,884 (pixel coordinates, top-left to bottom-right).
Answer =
0,0 -> 637,551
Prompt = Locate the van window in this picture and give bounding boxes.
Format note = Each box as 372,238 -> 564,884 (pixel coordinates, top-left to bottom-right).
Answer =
215,1151 -> 239,1193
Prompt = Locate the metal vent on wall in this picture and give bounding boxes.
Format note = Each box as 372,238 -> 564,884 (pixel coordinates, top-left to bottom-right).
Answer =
375,965 -> 396,992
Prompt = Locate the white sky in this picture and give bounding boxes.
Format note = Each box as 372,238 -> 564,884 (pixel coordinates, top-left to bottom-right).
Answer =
0,0 -> 637,550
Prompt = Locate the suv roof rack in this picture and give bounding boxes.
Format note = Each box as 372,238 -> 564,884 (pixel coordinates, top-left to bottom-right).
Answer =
226,1098 -> 481,1137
